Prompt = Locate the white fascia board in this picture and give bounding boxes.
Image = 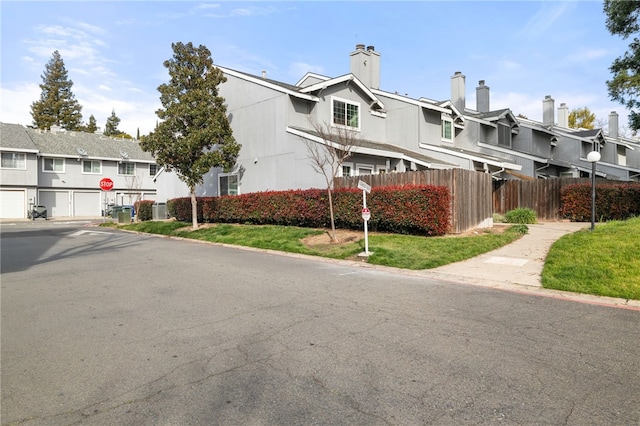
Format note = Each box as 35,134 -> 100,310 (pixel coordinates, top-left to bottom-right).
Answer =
286,126 -> 437,169
302,75 -> 385,110
604,136 -> 635,150
477,142 -> 548,163
420,143 -> 522,170
374,89 -> 450,113
219,67 -> 319,102
38,153 -> 153,163
294,72 -> 331,87
0,147 -> 39,154
461,115 -> 497,128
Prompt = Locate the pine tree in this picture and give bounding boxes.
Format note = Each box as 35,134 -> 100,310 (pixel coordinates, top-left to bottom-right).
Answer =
104,109 -> 121,136
30,50 -> 83,130
86,114 -> 98,133
140,42 -> 241,229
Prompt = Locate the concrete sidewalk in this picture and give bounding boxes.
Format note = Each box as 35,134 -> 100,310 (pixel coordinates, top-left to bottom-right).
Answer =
430,221 -> 590,288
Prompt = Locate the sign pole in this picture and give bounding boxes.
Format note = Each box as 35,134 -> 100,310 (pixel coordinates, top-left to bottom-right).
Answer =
363,190 -> 369,255
357,180 -> 372,257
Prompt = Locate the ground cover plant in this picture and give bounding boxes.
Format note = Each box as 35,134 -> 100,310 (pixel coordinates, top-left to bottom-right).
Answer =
542,217 -> 640,300
106,221 -> 523,269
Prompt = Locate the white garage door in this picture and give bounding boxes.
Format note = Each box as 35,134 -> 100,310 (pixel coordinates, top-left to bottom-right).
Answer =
39,190 -> 70,218
73,191 -> 101,217
0,190 -> 26,218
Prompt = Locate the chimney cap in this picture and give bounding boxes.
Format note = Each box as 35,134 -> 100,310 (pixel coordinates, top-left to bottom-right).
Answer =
355,44 -> 365,50
478,80 -> 485,86
366,45 -> 375,51
545,95 -> 553,100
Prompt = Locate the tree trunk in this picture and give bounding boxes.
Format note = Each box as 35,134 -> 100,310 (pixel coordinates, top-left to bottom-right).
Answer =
327,187 -> 337,242
190,188 -> 198,230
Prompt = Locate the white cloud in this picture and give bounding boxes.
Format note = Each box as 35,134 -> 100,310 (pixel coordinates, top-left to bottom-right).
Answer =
0,83 -> 40,127
517,2 -> 575,40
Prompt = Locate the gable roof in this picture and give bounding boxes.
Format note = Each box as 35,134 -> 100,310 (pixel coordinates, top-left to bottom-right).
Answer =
217,66 -> 320,102
299,74 -> 385,110
0,123 -> 39,152
24,127 -> 155,162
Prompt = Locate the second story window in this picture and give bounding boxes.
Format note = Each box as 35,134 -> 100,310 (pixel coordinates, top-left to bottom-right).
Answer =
1,152 -> 26,169
332,97 -> 360,130
43,158 -> 64,173
342,165 -> 352,177
82,160 -> 101,174
441,119 -> 453,142
118,162 -> 135,175
497,123 -> 512,148
149,164 -> 159,176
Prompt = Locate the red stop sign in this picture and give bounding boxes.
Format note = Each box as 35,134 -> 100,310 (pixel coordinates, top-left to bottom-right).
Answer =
100,178 -> 114,191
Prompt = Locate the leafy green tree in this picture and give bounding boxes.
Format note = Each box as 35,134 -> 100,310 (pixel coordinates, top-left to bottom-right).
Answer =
104,109 -> 121,136
30,50 -> 83,130
140,42 -> 240,229
86,114 -> 98,133
568,107 -> 596,129
604,0 -> 640,130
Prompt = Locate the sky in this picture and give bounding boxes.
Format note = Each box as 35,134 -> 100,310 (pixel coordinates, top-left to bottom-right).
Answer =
0,0 -> 631,138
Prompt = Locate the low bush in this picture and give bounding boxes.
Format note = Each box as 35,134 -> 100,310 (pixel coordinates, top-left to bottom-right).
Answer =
167,185 -> 452,236
561,183 -> 640,222
505,208 -> 537,224
134,200 -> 155,221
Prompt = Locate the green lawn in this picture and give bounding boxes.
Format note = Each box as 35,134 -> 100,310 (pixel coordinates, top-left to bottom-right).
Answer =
104,218 -> 640,300
542,217 -> 640,300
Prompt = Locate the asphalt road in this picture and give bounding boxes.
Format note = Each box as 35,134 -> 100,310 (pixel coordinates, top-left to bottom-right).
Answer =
1,221 -> 639,425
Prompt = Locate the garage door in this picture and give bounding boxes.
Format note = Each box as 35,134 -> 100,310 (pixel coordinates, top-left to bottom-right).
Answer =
0,190 -> 26,219
73,191 -> 101,217
39,190 -> 70,218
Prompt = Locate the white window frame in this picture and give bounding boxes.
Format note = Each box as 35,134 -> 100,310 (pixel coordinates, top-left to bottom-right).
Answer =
82,159 -> 102,174
149,164 -> 159,176
1,152 -> 26,169
118,162 -> 135,176
441,116 -> 453,143
617,145 -> 627,166
356,164 -> 374,176
43,157 -> 65,173
497,123 -> 512,148
219,172 -> 239,196
331,96 -> 361,131
377,166 -> 387,174
341,164 -> 352,177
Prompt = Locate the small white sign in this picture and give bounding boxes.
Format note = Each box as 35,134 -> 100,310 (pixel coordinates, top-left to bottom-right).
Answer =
357,180 -> 371,194
362,207 -> 371,221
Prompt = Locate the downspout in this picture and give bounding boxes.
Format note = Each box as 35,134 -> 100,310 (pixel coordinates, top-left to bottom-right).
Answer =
491,168 -> 505,180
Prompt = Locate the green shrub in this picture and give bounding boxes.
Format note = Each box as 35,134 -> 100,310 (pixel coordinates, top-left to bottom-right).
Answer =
561,183 -> 640,222
505,208 -> 537,224
134,200 -> 154,221
510,224 -> 529,234
166,185 -> 452,236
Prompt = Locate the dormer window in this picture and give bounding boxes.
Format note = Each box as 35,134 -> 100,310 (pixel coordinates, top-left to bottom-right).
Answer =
441,117 -> 453,143
497,123 -> 512,148
332,97 -> 360,130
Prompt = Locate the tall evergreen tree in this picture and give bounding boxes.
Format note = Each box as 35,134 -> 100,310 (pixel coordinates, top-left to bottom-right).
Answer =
604,0 -> 640,131
30,50 -> 83,130
104,109 -> 121,136
86,114 -> 98,133
140,42 -> 240,229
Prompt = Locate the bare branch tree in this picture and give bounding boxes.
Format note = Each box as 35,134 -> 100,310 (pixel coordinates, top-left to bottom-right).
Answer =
303,120 -> 361,242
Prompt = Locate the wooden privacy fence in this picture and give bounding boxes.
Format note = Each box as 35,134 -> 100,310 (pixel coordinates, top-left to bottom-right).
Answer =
334,169 -> 492,234
493,178 -> 605,220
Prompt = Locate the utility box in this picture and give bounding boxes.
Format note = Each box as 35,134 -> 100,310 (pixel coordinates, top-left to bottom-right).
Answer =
118,207 -> 132,224
152,203 -> 167,220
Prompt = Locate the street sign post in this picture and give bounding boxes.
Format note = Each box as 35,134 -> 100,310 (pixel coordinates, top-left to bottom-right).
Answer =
357,180 -> 372,257
99,178 -> 114,222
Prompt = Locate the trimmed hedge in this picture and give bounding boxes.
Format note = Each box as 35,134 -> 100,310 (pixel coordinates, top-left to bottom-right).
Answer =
167,185 -> 451,236
561,183 -> 640,222
134,200 -> 155,221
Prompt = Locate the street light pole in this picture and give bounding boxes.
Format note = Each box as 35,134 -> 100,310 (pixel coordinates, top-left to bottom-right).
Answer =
587,151 -> 601,231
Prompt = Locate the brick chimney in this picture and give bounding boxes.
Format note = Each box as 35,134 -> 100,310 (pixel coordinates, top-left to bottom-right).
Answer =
350,44 -> 380,89
557,103 -> 569,128
451,72 -> 466,111
543,95 -> 555,127
608,111 -> 619,138
476,80 -> 490,113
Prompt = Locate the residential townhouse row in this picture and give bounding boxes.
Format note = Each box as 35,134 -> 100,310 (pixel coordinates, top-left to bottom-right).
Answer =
2,43 -> 639,220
